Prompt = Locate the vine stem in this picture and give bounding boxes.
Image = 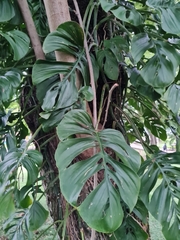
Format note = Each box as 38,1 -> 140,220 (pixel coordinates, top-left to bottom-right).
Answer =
102,83 -> 119,129
72,1 -> 97,239
72,0 -> 97,129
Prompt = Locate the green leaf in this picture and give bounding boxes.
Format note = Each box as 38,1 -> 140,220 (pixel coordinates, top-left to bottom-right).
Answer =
0,191 -> 15,219
0,71 -> 20,102
131,33 -> 154,63
41,107 -> 70,132
0,151 -> 20,183
139,152 -> 180,240
0,0 -> 15,22
28,201 -> 49,231
78,86 -> 94,101
110,216 -> 148,240
164,84 -> 180,114
160,7 -> 180,35
156,41 -> 180,74
55,110 -> 140,233
162,217 -> 180,240
79,180 -> 123,233
100,0 -> 144,26
99,0 -> 114,12
22,150 -> 43,185
42,78 -> 78,111
146,0 -> 173,7
147,1 -> 180,34
20,195 -> 33,209
112,6 -> 144,26
43,21 -> 84,55
104,36 -> 129,61
56,109 -> 94,139
130,68 -> 161,101
133,200 -> 149,224
27,150 -> 43,167
3,210 -> 32,239
97,49 -> 119,80
141,55 -> 174,89
143,109 -> 167,141
0,30 -> 30,60
32,60 -> 73,85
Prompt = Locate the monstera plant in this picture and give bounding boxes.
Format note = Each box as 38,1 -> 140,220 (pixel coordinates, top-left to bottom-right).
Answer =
1,0 -> 180,239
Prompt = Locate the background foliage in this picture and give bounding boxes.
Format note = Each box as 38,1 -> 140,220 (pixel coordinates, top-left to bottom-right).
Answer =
1,0 -> 180,239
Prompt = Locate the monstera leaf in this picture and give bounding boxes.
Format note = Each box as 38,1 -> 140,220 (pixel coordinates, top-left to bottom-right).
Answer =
0,30 -> 30,60
55,110 -> 141,233
43,21 -> 84,56
0,0 -> 15,22
140,41 -> 180,90
100,0 -> 144,26
147,0 -> 180,34
139,152 -> 180,240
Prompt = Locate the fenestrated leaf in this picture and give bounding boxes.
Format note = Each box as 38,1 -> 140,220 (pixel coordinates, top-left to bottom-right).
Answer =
99,0 -> 114,12
104,36 -> 129,62
146,0 -> 173,7
55,78 -> 78,109
42,78 -> 78,111
43,21 -> 84,55
5,71 -> 21,88
56,109 -> 94,139
28,201 -> 48,231
164,84 -> 180,114
162,217 -> 180,240
112,6 -> 144,26
0,148 -> 42,187
79,180 -> 123,233
97,49 -> 119,80
0,0 -> 15,22
32,60 -> 73,85
110,215 -> 148,240
139,152 -> 180,240
3,210 -> 31,239
22,150 -> 43,185
55,110 -> 140,233
0,71 -> 20,105
156,41 -> 180,74
160,7 -> 180,35
100,0 -> 144,26
143,109 -> 167,141
99,129 -> 141,172
0,30 -> 30,60
41,107 -> 70,132
0,151 -> 20,183
141,55 -> 174,89
130,68 -> 161,101
147,0 -> 180,34
131,33 -> 154,63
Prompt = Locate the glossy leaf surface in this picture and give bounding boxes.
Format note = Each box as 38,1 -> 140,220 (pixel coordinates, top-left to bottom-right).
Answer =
0,0 -> 15,22
0,30 -> 30,60
140,152 -> 180,240
43,21 -> 84,55
32,60 -> 73,85
55,110 -> 141,233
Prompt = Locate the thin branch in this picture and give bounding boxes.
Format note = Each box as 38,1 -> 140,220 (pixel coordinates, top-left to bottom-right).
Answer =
102,83 -> 119,129
17,0 -> 45,60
